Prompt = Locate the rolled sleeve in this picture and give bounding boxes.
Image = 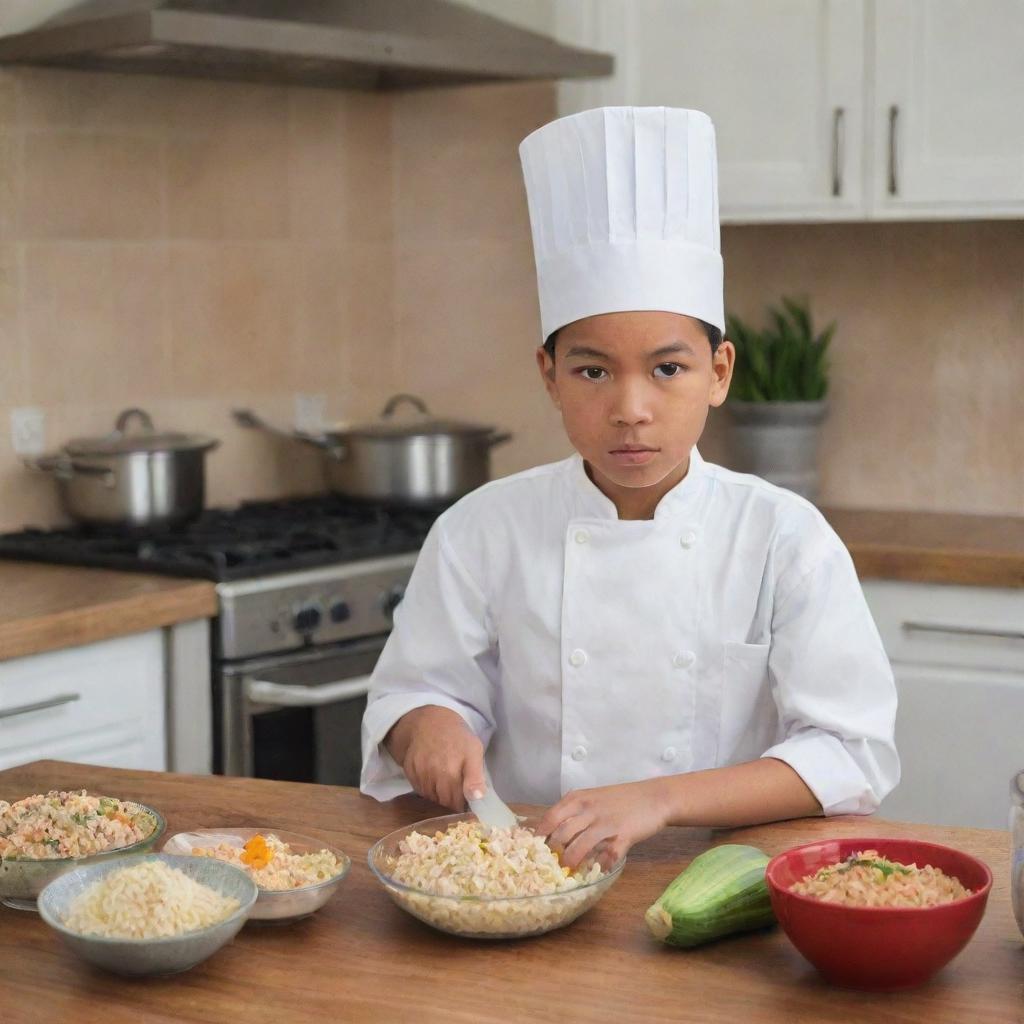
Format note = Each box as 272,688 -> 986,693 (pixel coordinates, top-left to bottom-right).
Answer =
760,544 -> 900,816
359,522 -> 498,802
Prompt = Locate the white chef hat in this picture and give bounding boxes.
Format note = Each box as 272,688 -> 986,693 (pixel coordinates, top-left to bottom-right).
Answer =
519,106 -> 723,342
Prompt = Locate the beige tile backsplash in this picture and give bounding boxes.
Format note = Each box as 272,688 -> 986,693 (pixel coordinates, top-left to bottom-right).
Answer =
0,67 -> 1020,532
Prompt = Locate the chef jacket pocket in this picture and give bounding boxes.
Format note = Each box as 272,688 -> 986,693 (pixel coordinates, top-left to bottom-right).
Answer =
717,642 -> 776,766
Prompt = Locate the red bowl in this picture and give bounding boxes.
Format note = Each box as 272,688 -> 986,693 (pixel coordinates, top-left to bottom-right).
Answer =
765,838 -> 992,991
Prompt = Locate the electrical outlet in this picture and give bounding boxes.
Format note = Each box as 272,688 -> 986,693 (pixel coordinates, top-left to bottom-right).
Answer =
10,407 -> 46,457
294,393 -> 327,434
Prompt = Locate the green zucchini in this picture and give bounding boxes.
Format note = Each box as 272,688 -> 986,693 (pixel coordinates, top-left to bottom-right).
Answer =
644,844 -> 776,948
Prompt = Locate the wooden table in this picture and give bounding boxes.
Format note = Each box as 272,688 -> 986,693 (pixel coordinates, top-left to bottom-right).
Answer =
2,761 -> 1020,1024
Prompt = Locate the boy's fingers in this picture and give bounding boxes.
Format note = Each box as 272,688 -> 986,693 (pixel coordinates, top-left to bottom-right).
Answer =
562,823 -> 612,872
545,813 -> 589,856
536,793 -> 581,838
461,743 -> 487,802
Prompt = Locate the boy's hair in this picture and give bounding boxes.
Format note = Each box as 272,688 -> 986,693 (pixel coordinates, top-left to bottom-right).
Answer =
543,319 -> 723,360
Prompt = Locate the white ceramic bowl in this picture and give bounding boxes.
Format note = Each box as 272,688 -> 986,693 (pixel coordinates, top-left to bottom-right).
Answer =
38,853 -> 257,977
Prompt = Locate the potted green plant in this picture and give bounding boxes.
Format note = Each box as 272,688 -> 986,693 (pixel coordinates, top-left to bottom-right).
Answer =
726,297 -> 834,500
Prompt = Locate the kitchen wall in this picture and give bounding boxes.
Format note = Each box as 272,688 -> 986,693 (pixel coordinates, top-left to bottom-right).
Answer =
389,83 -> 1024,516
0,67 -> 396,531
0,67 -> 1021,532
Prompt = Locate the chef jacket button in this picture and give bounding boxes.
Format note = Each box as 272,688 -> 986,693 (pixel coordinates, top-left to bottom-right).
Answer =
569,648 -> 587,668
661,746 -> 677,763
574,529 -> 589,544
673,651 -> 696,669
572,745 -> 588,762
679,530 -> 698,549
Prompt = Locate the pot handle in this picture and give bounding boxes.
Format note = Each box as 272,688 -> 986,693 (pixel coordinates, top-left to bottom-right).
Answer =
232,408 -> 344,457
487,432 -> 513,449
381,394 -> 429,419
114,408 -> 154,435
25,454 -> 116,488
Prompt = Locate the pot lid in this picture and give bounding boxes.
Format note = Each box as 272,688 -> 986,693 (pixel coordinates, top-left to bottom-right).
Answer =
64,408 -> 218,456
340,394 -> 497,440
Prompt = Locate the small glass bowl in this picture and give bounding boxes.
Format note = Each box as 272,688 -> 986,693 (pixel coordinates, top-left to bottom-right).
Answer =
162,826 -> 351,923
0,800 -> 166,911
368,812 -> 625,940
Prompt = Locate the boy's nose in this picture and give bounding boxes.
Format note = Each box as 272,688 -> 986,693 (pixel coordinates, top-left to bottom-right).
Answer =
610,382 -> 654,426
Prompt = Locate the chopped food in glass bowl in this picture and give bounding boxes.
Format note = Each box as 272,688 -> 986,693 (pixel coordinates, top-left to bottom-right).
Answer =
162,827 -> 350,922
0,790 -> 165,910
368,812 -> 625,939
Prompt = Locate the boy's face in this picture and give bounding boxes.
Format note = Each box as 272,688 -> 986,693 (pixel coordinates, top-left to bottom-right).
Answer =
536,310 -> 734,508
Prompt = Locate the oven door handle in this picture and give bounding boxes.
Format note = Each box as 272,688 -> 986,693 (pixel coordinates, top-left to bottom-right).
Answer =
245,675 -> 373,708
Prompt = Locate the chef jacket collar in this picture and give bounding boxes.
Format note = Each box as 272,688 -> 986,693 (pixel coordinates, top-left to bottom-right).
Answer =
570,447 -> 708,521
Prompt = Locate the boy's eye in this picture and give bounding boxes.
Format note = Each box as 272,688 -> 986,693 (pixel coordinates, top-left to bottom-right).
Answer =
654,363 -> 684,379
579,367 -> 608,381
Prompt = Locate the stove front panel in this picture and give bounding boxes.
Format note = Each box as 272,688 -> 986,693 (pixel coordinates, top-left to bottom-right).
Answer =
216,553 -> 417,660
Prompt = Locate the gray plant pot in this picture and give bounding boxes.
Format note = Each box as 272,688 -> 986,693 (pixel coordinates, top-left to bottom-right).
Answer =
727,399 -> 828,500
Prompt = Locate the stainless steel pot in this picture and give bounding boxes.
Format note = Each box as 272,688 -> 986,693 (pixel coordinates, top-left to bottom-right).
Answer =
234,394 -> 511,507
27,408 -> 219,528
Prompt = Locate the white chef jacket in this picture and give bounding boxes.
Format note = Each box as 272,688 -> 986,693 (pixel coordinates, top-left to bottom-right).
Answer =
360,449 -> 899,815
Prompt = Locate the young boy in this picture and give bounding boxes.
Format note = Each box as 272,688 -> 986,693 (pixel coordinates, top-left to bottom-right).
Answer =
360,107 -> 899,870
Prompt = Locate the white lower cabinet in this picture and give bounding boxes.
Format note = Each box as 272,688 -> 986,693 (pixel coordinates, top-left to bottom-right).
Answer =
862,579 -> 1024,829
0,631 -> 167,773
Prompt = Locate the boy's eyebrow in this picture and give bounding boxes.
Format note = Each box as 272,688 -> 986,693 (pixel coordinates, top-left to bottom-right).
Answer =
563,341 -> 697,360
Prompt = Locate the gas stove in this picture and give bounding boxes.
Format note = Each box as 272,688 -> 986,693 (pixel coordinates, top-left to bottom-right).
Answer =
0,495 -> 442,582
0,494 -> 446,784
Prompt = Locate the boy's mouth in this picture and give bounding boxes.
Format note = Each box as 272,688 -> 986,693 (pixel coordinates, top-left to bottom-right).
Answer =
608,444 -> 659,466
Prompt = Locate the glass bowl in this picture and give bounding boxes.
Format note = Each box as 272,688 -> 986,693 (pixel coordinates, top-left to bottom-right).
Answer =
367,812 -> 625,940
37,852 -> 257,977
766,837 -> 992,990
1011,770 -> 1024,938
162,826 -> 351,923
0,800 -> 166,911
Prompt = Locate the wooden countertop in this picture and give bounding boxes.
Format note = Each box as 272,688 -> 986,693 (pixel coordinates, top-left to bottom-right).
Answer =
822,507 -> 1024,588
0,563 -> 217,662
1,760 -> 1018,1024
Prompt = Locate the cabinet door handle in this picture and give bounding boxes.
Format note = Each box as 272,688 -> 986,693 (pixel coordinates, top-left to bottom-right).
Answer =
887,104 -> 900,195
0,693 -> 81,720
902,622 -> 1024,645
831,106 -> 845,197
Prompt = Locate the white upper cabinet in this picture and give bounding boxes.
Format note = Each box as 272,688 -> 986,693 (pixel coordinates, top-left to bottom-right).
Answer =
587,1 -> 865,221
871,0 -> 1024,218
553,0 -> 1024,222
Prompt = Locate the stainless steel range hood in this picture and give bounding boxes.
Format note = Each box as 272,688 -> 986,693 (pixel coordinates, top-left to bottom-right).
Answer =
0,0 -> 613,91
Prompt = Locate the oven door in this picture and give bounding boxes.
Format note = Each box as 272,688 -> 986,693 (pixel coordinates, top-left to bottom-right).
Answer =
219,636 -> 386,786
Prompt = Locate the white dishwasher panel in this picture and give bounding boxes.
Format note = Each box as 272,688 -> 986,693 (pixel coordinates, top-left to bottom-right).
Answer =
880,661 -> 1024,829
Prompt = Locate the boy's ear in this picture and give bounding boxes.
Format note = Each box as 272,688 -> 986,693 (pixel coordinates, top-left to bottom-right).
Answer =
708,338 -> 735,409
535,347 -> 561,408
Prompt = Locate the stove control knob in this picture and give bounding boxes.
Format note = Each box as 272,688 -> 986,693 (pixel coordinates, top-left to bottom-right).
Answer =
329,599 -> 352,624
292,602 -> 323,634
381,584 -> 406,621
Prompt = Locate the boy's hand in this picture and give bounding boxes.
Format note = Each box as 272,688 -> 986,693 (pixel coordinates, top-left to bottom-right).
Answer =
536,779 -> 673,871
384,705 -> 486,812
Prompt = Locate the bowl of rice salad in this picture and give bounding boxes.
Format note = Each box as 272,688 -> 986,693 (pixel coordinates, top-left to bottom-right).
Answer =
162,827 -> 350,922
766,837 -> 992,990
38,853 -> 257,976
0,790 -> 165,910
368,812 -> 625,940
